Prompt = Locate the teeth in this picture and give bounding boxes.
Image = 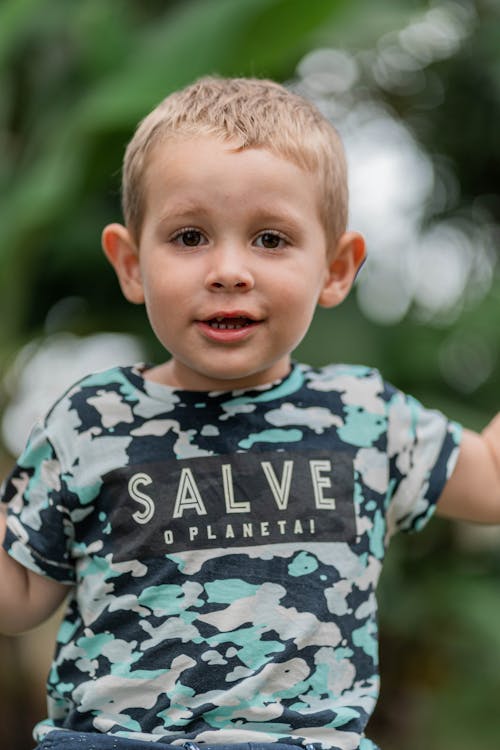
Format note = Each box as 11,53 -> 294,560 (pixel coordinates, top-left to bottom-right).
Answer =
208,317 -> 250,330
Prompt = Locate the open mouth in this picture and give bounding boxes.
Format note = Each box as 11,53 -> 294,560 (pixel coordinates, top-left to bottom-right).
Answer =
205,316 -> 256,330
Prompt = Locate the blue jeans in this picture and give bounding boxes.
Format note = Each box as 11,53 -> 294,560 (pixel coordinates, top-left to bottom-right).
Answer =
35,734 -> 318,750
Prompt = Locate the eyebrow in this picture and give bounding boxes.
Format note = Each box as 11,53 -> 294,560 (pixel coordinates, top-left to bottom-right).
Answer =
156,201 -> 310,233
157,202 -> 210,222
245,206 -> 310,237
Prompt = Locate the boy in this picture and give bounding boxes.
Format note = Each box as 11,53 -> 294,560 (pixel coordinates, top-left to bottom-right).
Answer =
0,77 -> 499,750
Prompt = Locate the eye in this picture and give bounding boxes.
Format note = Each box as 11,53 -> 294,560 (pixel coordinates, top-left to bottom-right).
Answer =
254,231 -> 286,250
171,228 -> 207,247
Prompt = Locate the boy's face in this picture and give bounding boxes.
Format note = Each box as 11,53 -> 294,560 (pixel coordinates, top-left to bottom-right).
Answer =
103,136 -> 364,391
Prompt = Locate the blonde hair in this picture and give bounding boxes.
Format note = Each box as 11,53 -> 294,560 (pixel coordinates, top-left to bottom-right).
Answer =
122,76 -> 348,243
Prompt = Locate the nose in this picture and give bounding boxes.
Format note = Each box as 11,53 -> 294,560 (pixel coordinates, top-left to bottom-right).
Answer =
204,245 -> 255,292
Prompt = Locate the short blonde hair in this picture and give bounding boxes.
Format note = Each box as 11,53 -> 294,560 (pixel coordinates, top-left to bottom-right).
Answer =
122,76 -> 348,243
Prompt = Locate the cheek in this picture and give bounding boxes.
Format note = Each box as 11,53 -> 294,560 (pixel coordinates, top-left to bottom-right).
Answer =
141,269 -> 176,303
141,279 -> 174,328
273,284 -> 320,341
275,267 -> 327,310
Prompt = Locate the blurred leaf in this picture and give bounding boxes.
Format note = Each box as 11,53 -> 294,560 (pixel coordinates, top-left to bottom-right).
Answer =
79,0 -> 345,129
0,0 -> 50,64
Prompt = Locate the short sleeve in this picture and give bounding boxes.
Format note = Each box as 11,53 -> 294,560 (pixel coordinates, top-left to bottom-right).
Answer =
384,384 -> 462,536
1,421 -> 75,583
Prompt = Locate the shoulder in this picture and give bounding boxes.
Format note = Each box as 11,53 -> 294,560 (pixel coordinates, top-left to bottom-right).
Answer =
45,364 -> 143,422
301,362 -> 388,400
35,364 -> 143,464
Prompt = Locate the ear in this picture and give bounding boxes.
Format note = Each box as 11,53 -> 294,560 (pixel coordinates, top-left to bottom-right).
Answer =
101,223 -> 145,304
318,231 -> 366,308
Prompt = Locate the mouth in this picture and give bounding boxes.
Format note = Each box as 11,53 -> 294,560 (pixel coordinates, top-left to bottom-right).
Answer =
204,316 -> 257,330
197,313 -> 261,342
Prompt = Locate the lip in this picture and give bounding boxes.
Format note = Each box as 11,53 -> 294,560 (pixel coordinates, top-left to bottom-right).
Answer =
196,310 -> 261,343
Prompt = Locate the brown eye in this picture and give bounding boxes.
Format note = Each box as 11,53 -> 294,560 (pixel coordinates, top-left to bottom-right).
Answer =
256,232 -> 284,250
171,228 -> 208,247
180,229 -> 204,246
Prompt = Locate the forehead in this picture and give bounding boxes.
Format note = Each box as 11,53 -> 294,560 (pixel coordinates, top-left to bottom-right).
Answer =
145,133 -> 301,178
142,135 -> 323,220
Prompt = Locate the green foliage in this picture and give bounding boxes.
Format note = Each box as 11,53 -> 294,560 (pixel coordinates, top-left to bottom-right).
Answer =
371,525 -> 500,749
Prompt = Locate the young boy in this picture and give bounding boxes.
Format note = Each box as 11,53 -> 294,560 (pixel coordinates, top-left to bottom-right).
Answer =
0,77 -> 499,750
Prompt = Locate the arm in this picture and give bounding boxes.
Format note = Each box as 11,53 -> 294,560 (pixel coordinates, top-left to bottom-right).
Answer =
0,510 -> 70,635
437,413 -> 500,523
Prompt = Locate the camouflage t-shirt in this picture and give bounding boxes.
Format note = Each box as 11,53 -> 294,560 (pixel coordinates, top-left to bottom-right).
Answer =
2,362 -> 461,749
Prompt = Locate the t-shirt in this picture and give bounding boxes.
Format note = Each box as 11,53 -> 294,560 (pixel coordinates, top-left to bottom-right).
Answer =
1,362 -> 461,749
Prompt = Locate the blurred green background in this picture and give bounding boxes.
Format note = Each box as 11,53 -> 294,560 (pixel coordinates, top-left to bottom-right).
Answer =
0,0 -> 499,748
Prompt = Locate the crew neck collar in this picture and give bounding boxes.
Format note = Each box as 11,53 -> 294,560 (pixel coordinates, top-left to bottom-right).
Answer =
125,362 -> 306,404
